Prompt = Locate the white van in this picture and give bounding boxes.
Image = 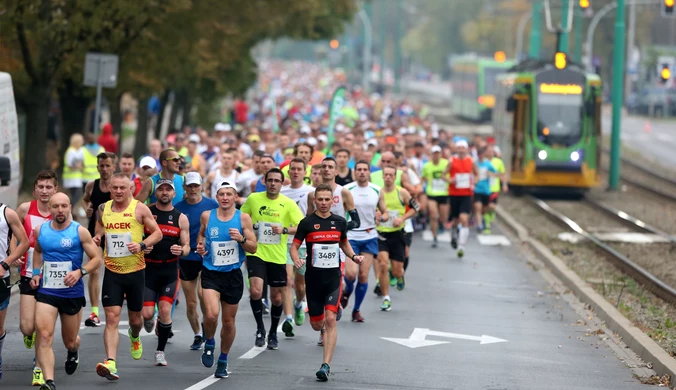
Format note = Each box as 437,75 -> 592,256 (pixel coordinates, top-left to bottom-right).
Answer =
0,72 -> 21,208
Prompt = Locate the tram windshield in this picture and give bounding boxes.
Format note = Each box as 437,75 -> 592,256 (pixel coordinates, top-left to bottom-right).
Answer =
536,84 -> 584,146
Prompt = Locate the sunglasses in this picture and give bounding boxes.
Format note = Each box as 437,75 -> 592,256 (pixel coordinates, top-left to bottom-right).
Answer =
165,158 -> 181,162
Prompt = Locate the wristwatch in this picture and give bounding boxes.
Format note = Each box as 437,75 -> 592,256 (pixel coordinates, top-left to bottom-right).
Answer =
282,227 -> 289,235
80,268 -> 88,277
240,236 -> 247,245
139,242 -> 147,251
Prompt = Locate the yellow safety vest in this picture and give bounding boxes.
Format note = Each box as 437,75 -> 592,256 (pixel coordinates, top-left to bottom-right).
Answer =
82,146 -> 104,182
62,147 -> 83,182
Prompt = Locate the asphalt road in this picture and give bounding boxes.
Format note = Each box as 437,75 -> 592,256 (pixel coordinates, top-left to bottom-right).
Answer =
0,229 -> 652,389
602,113 -> 676,168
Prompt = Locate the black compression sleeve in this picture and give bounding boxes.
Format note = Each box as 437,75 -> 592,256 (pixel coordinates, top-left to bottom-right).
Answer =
346,209 -> 360,230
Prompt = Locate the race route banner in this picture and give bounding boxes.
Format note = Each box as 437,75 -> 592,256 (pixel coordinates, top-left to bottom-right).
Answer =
327,85 -> 346,147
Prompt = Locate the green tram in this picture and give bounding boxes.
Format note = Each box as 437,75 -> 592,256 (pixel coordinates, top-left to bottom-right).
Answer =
450,55 -> 515,122
492,58 -> 602,193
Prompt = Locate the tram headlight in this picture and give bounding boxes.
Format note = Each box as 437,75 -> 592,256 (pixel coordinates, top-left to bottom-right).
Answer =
538,150 -> 548,160
570,151 -> 580,162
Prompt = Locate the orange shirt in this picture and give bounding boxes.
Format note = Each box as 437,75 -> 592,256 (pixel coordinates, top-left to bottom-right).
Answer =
309,150 -> 326,166
448,156 -> 474,197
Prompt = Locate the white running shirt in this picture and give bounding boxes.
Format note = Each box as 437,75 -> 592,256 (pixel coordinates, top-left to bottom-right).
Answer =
345,182 -> 380,241
281,184 -> 314,244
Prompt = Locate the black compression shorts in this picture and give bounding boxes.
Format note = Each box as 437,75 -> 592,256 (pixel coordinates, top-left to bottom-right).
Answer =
144,265 -> 179,307
201,267 -> 244,305
246,256 -> 287,287
102,268 -> 145,312
305,268 -> 342,323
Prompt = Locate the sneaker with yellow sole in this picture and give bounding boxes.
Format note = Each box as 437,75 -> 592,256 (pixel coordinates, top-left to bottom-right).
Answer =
128,328 -> 143,360
32,368 -> 45,386
95,359 -> 119,380
24,332 -> 36,349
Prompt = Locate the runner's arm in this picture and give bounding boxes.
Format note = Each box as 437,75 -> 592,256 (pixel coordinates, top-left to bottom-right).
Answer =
195,210 -> 210,254
28,225 -> 43,285
138,203 -> 163,247
377,190 -> 389,222
342,188 -> 360,230
204,172 -> 215,198
82,180 -> 95,216
178,214 -> 191,257
135,178 -> 152,202
400,189 -> 417,221
3,207 -> 29,267
290,219 -> 308,267
93,204 -> 106,245
79,226 -> 102,274
306,192 -> 315,215
239,213 -> 258,254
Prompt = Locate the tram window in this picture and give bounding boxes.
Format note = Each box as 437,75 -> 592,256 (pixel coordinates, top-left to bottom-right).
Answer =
536,94 -> 583,144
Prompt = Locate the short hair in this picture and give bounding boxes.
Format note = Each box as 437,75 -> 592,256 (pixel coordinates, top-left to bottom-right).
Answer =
314,183 -> 333,197
393,151 -> 404,161
259,154 -> 275,163
354,160 -> 371,170
253,150 -> 266,158
382,165 -> 397,175
97,152 -> 117,163
311,164 -> 322,171
321,157 -> 337,167
264,167 -> 285,182
121,152 -> 134,160
294,142 -> 314,156
335,148 -> 351,157
111,173 -> 131,184
159,149 -> 177,162
289,157 -> 307,169
34,170 -> 58,187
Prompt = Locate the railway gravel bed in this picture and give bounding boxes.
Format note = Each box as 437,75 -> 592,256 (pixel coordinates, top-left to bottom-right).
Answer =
601,153 -> 676,199
501,195 -> 676,357
546,200 -> 632,233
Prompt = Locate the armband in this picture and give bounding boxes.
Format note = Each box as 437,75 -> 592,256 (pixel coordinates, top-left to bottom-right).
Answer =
408,198 -> 421,212
0,261 -> 9,271
33,268 -> 42,277
346,209 -> 361,230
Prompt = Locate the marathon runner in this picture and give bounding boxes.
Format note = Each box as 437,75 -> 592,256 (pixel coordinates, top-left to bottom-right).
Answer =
279,158 -> 314,336
30,193 -> 101,390
444,139 -> 478,258
310,164 -> 322,187
396,152 -> 422,273
290,183 -> 363,381
0,204 -> 31,383
136,149 -> 185,205
241,167 -> 304,350
14,170 -> 57,386
334,149 -> 353,186
175,172 -> 218,350
281,142 -> 314,185
250,154 -> 276,193
82,152 -> 116,327
341,161 -> 388,322
376,166 -> 418,312
473,147 -> 498,233
421,146 -> 448,248
93,173 -> 162,380
196,181 -> 257,378
141,180 -> 190,366
486,146 -> 507,234
205,147 -> 239,198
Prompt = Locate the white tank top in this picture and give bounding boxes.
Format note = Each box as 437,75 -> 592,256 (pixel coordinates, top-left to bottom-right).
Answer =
211,169 -> 238,197
345,182 -> 380,240
331,184 -> 345,218
0,204 -> 11,279
281,184 -> 314,244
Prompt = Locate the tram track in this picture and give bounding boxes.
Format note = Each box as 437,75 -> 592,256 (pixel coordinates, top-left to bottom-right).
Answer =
526,195 -> 676,306
601,148 -> 676,203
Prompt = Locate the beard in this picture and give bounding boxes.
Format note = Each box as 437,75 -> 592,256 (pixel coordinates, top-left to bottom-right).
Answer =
158,198 -> 172,206
55,215 -> 67,224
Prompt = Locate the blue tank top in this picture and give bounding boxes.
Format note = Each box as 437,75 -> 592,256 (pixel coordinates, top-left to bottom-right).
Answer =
203,209 -> 246,272
38,221 -> 85,298
475,159 -> 497,195
254,178 -> 266,193
149,173 -> 185,205
176,197 -> 219,261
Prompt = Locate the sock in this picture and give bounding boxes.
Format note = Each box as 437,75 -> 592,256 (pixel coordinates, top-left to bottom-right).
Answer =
92,306 -> 99,316
383,295 -> 390,301
262,284 -> 269,303
157,321 -> 172,352
294,300 -> 303,309
459,225 -> 469,247
404,257 -> 409,271
344,277 -> 356,296
250,298 -> 265,332
0,331 -> 5,354
285,314 -> 293,322
353,282 -> 368,311
206,337 -> 215,346
218,352 -> 228,362
269,304 -> 283,336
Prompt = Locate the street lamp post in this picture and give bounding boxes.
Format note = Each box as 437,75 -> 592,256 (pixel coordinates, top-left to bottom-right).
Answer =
609,0 -> 626,190
357,9 -> 372,94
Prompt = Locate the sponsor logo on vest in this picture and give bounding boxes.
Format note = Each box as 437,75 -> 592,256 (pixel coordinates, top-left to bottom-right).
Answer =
333,196 -> 339,204
106,222 -> 131,230
61,238 -> 73,248
314,224 -> 320,230
210,227 -> 219,237
124,213 -> 133,217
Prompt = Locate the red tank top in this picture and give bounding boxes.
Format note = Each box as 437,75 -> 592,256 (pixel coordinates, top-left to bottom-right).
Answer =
448,156 -> 474,197
20,200 -> 52,277
133,177 -> 143,198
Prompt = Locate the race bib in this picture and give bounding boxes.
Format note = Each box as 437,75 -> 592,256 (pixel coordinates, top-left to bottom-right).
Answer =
490,177 -> 499,188
380,210 -> 400,229
25,248 -> 34,277
312,243 -> 340,269
258,222 -> 282,245
43,261 -> 72,289
211,240 -> 240,266
106,232 -> 132,258
431,178 -> 447,193
455,173 -> 471,189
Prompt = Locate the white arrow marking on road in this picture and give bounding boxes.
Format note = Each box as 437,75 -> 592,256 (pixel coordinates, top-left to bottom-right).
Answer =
381,328 -> 507,348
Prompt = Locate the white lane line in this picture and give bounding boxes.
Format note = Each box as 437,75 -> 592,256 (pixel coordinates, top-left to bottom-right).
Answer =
238,346 -> 266,359
184,375 -> 221,390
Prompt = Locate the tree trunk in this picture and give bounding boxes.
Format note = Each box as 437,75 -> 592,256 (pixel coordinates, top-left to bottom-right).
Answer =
22,85 -> 52,190
134,96 -> 150,159
168,90 -> 179,134
155,89 -> 170,139
181,90 -> 192,127
109,92 -> 124,158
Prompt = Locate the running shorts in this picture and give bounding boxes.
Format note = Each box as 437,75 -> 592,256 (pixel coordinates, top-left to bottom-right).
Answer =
246,256 -> 287,287
179,259 -> 202,282
474,193 -> 491,207
349,238 -> 379,256
449,195 -> 473,219
144,265 -> 179,306
102,268 -> 145,312
36,293 -> 86,316
427,195 -> 449,205
377,230 -> 406,262
305,268 -> 342,322
19,276 -> 37,296
200,267 -> 244,305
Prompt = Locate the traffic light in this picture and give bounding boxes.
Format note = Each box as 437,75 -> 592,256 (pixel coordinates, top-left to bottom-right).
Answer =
579,0 -> 590,9
663,0 -> 675,17
554,52 -> 567,69
494,51 -> 506,63
660,64 -> 671,84
330,39 -> 340,50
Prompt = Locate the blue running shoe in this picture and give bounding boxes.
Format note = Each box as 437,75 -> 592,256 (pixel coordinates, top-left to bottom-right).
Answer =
214,361 -> 229,378
316,363 -> 330,381
202,343 -> 215,368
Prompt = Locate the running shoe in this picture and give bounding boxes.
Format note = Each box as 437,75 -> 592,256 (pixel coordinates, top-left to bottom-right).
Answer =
95,359 -> 119,381
294,304 -> 305,326
255,330 -> 266,347
373,283 -> 382,297
202,342 -> 215,367
262,298 -> 270,315
128,328 -> 143,360
351,310 -> 365,323
190,335 -> 205,351
144,318 -> 155,333
317,329 -> 325,346
39,380 -> 56,390
396,276 -> 405,291
32,368 -> 45,386
24,332 -> 36,349
316,363 -> 330,381
282,319 -> 294,337
84,313 -> 100,327
65,350 -> 79,375
451,237 -> 457,249
388,269 -> 396,286
267,333 -> 279,350
340,292 -> 351,309
336,307 -> 342,321
380,298 -> 392,312
154,351 -> 167,367
214,361 -> 229,378
457,249 -> 464,258
431,239 -> 438,248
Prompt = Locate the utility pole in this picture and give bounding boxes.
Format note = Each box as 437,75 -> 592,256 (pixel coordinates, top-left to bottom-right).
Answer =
560,0 -> 571,52
394,0 -> 403,94
609,0 -> 626,191
573,3 -> 583,63
529,1 -> 543,59
626,2 -> 637,98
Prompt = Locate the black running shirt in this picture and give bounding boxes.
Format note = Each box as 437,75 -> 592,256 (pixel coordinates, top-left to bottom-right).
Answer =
293,213 -> 348,273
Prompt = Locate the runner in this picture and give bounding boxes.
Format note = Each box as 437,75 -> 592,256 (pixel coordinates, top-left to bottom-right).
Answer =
82,152 -> 116,328
376,166 -> 418,312
334,149 -> 353,186
30,192 -> 101,390
444,140 -> 477,258
421,146 -> 448,248
341,161 -> 388,322
14,170 -> 57,386
0,204 -> 30,383
196,181 -> 257,378
175,172 -> 218,351
473,147 -> 498,234
141,180 -> 190,366
136,149 -> 185,206
290,183 -> 363,381
205,147 -> 239,198
486,146 -> 508,234
279,158 -> 314,337
93,173 -> 162,381
240,168 -> 304,350
310,164 -> 322,187
250,154 -> 276,193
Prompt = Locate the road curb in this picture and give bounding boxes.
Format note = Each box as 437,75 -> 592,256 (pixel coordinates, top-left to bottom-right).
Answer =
496,204 -> 676,382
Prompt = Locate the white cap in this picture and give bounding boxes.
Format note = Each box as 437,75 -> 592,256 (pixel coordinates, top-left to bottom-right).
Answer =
493,145 -> 502,154
215,180 -> 238,194
307,137 -> 318,146
335,123 -> 345,132
189,134 -> 200,143
455,140 -> 469,149
300,125 -> 311,134
367,139 -> 378,147
431,145 -> 442,153
317,134 -> 328,143
398,127 -> 408,135
185,172 -> 202,186
139,156 -> 157,169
